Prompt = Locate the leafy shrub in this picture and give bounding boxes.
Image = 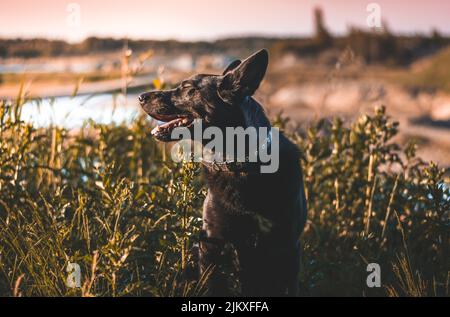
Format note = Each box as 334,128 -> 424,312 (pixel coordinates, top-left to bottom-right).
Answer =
289,107 -> 449,296
0,96 -> 448,296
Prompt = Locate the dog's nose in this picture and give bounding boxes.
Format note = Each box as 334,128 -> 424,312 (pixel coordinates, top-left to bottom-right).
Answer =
139,93 -> 149,104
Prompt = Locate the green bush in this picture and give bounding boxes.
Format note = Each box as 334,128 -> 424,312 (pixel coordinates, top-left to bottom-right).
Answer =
0,97 -> 448,296
290,107 -> 449,296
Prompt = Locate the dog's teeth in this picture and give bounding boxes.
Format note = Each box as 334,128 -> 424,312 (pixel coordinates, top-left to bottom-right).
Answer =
151,126 -> 159,135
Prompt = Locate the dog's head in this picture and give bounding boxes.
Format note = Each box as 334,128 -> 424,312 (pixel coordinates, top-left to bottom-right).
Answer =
139,49 -> 269,142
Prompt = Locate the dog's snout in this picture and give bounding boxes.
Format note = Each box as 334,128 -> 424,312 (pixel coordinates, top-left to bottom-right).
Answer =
139,93 -> 149,105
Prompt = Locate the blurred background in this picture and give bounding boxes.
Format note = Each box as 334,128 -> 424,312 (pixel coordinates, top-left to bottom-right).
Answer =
1,0 -> 450,167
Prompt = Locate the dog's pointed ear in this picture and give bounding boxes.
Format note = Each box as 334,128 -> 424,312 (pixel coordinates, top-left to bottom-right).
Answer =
219,49 -> 269,101
222,59 -> 242,75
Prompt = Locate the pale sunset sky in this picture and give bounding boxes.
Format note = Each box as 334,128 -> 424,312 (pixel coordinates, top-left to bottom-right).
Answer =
0,0 -> 449,42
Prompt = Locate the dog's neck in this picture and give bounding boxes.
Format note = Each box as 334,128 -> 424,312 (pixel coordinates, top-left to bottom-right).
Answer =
239,96 -> 271,130
201,96 -> 273,173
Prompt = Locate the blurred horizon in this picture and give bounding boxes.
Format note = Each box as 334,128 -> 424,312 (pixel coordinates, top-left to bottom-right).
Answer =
1,0 -> 450,42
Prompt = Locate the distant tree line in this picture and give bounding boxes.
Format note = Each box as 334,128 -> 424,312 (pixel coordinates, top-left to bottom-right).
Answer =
270,8 -> 450,66
0,36 -> 278,59
1,33 -> 448,66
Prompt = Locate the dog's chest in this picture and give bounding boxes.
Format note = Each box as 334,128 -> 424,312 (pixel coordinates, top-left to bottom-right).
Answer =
206,172 -> 273,212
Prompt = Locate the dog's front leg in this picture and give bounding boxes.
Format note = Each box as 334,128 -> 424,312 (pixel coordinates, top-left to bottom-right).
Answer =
199,192 -> 235,296
198,232 -> 232,296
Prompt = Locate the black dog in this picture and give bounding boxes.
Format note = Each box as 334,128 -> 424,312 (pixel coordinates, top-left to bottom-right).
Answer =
139,49 -> 307,296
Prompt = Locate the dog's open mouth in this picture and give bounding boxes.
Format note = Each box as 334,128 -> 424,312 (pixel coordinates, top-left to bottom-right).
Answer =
150,114 -> 194,141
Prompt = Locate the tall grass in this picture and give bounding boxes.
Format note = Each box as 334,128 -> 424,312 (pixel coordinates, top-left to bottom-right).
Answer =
0,89 -> 449,296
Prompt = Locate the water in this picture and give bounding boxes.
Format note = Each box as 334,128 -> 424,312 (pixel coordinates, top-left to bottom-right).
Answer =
21,93 -> 143,128
0,61 -> 97,74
